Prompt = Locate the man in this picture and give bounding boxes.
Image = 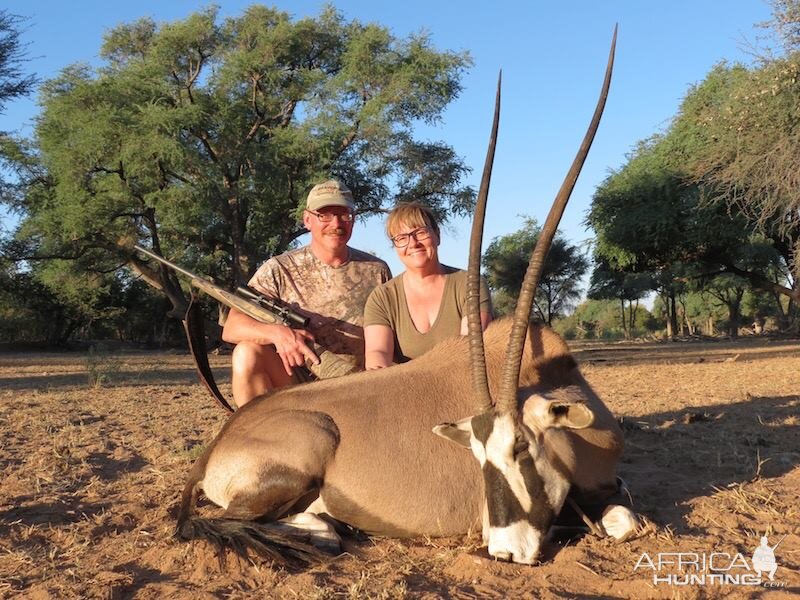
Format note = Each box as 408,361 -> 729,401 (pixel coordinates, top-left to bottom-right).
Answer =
222,179 -> 391,407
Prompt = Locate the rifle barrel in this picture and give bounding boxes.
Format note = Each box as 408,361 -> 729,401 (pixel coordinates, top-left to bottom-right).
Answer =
131,243 -> 358,382
133,244 -> 200,281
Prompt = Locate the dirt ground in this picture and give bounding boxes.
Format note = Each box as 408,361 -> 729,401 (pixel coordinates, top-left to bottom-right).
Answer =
1,336 -> 798,599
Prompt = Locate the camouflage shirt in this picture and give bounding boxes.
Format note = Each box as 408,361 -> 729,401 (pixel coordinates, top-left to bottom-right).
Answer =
249,245 -> 391,368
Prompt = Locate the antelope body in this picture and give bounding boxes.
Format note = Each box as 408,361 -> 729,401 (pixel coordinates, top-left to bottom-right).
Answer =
177,320 -> 632,562
177,28 -> 637,565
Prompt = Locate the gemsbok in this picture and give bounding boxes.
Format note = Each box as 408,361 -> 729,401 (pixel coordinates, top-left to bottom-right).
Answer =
176,26 -> 638,565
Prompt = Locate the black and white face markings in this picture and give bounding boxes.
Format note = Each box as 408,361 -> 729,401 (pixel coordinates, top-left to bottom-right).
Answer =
469,411 -> 566,564
433,393 -> 587,565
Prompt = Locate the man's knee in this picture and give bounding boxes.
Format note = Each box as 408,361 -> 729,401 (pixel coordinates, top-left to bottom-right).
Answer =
231,342 -> 278,377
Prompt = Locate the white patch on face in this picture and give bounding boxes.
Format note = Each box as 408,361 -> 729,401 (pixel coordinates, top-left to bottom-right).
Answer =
520,395 -> 578,513
488,521 -> 542,565
482,413 -> 532,513
531,449 -> 571,512
469,432 -> 487,466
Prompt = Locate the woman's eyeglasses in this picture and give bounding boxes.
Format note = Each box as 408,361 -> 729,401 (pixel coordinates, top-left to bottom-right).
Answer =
306,209 -> 354,223
390,227 -> 432,248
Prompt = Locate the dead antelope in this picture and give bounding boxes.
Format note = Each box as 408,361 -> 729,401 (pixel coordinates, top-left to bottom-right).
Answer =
177,27 -> 637,565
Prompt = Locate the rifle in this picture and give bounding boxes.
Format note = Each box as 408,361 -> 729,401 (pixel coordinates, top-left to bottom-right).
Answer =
134,244 -> 359,412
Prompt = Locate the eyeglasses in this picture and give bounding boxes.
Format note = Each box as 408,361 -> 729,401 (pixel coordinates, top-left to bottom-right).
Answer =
390,226 -> 432,248
306,209 -> 354,223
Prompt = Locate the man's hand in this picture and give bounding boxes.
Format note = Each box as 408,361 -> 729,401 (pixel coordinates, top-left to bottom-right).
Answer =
272,325 -> 319,376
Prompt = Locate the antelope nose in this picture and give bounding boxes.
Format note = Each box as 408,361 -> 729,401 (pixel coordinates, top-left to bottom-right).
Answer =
492,551 -> 513,562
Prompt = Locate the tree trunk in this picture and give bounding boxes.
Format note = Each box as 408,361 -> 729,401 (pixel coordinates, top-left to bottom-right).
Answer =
706,316 -> 715,336
632,299 -> 640,335
619,298 -> 629,340
727,297 -> 742,339
669,290 -> 678,341
771,290 -> 792,331
684,313 -> 695,336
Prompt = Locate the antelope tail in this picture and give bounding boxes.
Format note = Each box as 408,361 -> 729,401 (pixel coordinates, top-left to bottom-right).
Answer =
175,474 -> 324,565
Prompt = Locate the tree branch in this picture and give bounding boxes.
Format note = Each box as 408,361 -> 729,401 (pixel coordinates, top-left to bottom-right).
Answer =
722,262 -> 798,300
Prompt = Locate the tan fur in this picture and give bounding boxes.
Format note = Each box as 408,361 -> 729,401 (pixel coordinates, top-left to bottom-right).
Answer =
190,318 -> 623,537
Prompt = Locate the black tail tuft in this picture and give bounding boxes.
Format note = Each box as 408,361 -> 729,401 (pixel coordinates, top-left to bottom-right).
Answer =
176,516 -> 329,566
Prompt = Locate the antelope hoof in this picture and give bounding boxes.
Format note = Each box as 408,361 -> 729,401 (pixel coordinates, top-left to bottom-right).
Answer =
279,512 -> 342,554
599,505 -> 639,541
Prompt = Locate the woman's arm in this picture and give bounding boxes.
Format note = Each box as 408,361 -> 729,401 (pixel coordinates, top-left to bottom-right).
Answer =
364,324 -> 396,370
459,310 -> 493,336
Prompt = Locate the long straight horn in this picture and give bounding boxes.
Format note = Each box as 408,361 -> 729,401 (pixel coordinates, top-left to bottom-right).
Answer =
468,72 -> 501,413
495,26 -> 617,414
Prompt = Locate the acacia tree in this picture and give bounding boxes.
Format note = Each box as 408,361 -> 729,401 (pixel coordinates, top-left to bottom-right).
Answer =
587,132 -> 790,336
6,6 -> 473,316
482,218 -> 588,325
1,9 -> 38,207
587,259 -> 653,339
587,139 -> 696,337
0,10 -> 37,115
669,58 -> 800,307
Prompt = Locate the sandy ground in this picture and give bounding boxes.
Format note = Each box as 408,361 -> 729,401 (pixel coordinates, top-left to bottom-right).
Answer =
0,337 -> 798,599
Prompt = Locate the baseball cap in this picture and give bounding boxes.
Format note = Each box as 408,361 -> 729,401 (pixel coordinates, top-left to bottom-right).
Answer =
305,179 -> 355,212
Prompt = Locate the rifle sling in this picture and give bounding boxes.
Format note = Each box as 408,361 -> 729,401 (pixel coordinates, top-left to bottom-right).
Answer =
183,294 -> 235,413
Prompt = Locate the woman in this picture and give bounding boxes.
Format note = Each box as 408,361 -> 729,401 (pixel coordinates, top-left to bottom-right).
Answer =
363,202 -> 492,369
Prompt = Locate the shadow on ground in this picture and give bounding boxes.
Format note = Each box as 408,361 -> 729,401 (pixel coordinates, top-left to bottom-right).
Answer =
619,393 -> 799,529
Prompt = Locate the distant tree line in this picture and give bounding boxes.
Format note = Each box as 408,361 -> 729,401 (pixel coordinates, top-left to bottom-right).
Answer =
2,3 -> 799,345
1,5 -> 474,346
580,0 -> 799,339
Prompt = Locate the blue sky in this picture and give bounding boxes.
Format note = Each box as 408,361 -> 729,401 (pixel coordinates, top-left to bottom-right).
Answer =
1,0 -> 775,280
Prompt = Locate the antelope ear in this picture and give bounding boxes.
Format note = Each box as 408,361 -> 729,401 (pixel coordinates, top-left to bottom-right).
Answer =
549,402 -> 594,429
433,417 -> 473,448
523,390 -> 596,431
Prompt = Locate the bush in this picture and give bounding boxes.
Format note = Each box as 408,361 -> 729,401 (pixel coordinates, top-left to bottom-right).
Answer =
84,345 -> 122,388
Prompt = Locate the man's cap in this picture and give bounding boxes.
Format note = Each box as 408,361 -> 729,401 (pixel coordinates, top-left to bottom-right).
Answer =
306,179 -> 354,212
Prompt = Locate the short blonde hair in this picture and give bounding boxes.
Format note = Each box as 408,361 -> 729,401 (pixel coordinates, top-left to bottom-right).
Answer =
385,202 -> 440,240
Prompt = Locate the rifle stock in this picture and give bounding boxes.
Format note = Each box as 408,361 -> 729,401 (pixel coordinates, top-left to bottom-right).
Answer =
134,245 -> 358,381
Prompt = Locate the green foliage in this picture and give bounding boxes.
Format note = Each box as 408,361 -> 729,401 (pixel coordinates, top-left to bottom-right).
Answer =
587,121 -> 792,338
665,32 -> 800,302
0,257 -> 183,345
5,5 -> 474,319
670,60 -> 800,239
586,260 -> 654,339
587,4 -> 800,320
649,279 -> 797,338
0,261 -> 77,344
553,299 -> 658,341
0,10 -> 38,115
482,218 -> 588,324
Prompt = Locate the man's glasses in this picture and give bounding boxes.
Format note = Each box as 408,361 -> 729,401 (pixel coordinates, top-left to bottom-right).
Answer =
390,226 -> 432,248
306,209 -> 354,223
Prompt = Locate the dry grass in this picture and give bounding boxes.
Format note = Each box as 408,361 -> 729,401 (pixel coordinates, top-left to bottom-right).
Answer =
1,343 -> 799,598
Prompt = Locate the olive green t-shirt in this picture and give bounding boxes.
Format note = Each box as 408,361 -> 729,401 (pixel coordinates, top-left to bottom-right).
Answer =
363,267 -> 492,363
